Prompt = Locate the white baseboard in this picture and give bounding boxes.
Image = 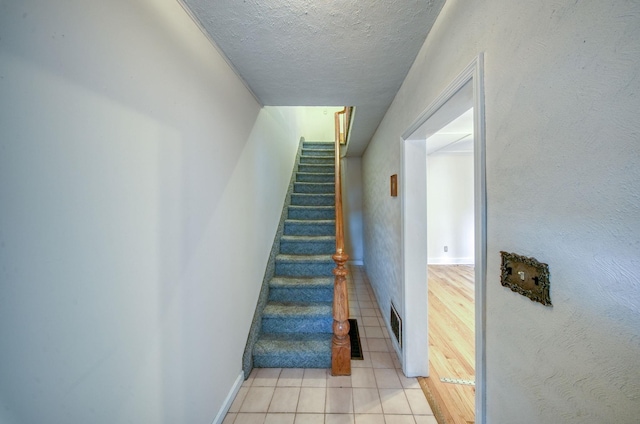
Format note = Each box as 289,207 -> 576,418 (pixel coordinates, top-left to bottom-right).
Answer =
211,371 -> 244,424
348,260 -> 364,266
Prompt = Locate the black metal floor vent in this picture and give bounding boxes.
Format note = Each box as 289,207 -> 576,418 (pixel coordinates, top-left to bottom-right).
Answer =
349,319 -> 363,360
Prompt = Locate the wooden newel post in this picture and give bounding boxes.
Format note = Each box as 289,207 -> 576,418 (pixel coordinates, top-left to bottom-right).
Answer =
332,107 -> 350,376
331,251 -> 350,375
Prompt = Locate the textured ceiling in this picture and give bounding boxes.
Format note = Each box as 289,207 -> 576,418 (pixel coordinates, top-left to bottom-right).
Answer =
181,0 -> 445,156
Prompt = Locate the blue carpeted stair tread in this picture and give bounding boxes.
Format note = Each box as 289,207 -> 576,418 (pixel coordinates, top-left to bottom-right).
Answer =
269,276 -> 334,288
287,205 -> 335,220
290,193 -> 335,206
302,148 -> 335,157
253,333 -> 332,368
294,182 -> 335,193
280,235 -> 335,242
263,301 -> 332,318
279,237 -> 335,255
276,254 -> 334,262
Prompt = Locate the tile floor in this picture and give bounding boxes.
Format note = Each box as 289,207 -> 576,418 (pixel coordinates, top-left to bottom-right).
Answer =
223,266 -> 437,424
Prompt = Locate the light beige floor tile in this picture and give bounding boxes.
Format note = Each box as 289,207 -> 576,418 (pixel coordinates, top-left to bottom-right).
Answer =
366,339 -> 389,352
223,413 -> 237,424
278,369 -> 304,387
404,389 -> 433,415
302,369 -> 327,387
396,371 -> 421,389
325,413 -> 355,424
391,355 -> 402,370
352,388 -> 382,414
297,388 -> 326,413
254,368 -> 282,387
243,369 -> 258,387
363,327 -> 384,339
351,368 -> 376,388
359,337 -> 369,353
327,374 -> 352,388
265,413 -> 295,424
354,414 -> 385,424
234,413 -> 267,424
229,387 -> 250,412
379,388 -> 412,415
413,415 -> 438,424
360,308 -> 378,317
369,352 -> 395,369
359,301 -> 375,309
384,415 -> 416,424
269,388 -> 301,413
381,327 -> 390,338
326,388 -> 354,413
240,387 -> 275,413
374,369 -> 402,389
360,316 -> 380,326
351,356 -> 373,368
294,413 -> 324,424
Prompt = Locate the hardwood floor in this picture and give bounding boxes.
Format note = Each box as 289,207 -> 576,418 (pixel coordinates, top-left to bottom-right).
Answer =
419,265 -> 475,424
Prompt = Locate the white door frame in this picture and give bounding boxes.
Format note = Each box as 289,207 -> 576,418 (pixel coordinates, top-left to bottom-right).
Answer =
400,54 -> 486,424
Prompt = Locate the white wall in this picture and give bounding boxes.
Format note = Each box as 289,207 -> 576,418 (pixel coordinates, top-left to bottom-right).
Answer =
342,157 -> 364,264
0,1 -> 302,423
427,153 -> 474,264
362,1 -> 640,423
296,106 -> 344,141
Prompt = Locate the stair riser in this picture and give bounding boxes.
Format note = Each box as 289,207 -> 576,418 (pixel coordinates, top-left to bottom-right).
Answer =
290,194 -> 334,206
296,173 -> 334,183
268,287 -> 333,303
302,149 -> 335,157
300,156 -> 334,165
303,142 -> 335,150
262,317 -> 333,334
284,222 -> 334,236
294,183 -> 334,194
253,352 -> 331,369
298,164 -> 334,174
275,261 -> 335,277
280,240 -> 335,255
288,207 -> 335,220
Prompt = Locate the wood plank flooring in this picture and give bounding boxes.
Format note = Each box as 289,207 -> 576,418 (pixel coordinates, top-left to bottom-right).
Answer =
419,265 -> 475,424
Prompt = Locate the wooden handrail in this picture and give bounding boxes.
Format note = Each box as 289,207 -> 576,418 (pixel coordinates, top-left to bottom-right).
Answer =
331,107 -> 350,376
334,107 -> 351,145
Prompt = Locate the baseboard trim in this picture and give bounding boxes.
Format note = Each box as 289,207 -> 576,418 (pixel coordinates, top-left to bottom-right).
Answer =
348,260 -> 364,266
211,371 -> 243,424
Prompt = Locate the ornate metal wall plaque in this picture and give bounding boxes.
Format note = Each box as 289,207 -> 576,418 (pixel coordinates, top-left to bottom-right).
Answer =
500,251 -> 552,306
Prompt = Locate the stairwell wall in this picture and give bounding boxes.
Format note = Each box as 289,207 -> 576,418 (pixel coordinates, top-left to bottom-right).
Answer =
362,0 -> 640,423
0,1 -> 301,423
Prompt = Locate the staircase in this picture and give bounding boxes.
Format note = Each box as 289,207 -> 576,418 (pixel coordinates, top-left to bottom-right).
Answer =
250,140 -> 337,369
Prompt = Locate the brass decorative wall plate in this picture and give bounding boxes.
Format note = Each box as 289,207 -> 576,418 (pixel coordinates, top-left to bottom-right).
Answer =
500,251 -> 552,306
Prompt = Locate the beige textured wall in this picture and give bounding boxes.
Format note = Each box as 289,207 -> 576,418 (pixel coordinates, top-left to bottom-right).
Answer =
362,1 -> 640,422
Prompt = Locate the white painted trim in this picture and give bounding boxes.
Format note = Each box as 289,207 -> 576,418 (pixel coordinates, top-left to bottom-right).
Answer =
211,371 -> 244,424
400,138 -> 429,377
472,53 -> 487,424
348,260 -> 364,266
400,54 -> 486,424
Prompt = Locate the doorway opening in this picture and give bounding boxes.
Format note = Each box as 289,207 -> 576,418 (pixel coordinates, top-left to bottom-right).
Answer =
425,105 -> 476,424
400,55 -> 486,424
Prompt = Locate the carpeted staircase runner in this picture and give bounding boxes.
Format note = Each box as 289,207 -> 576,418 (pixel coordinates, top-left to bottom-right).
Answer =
252,141 -> 336,368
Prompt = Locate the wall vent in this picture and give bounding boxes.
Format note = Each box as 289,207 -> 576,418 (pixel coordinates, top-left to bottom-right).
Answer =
390,303 -> 402,348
